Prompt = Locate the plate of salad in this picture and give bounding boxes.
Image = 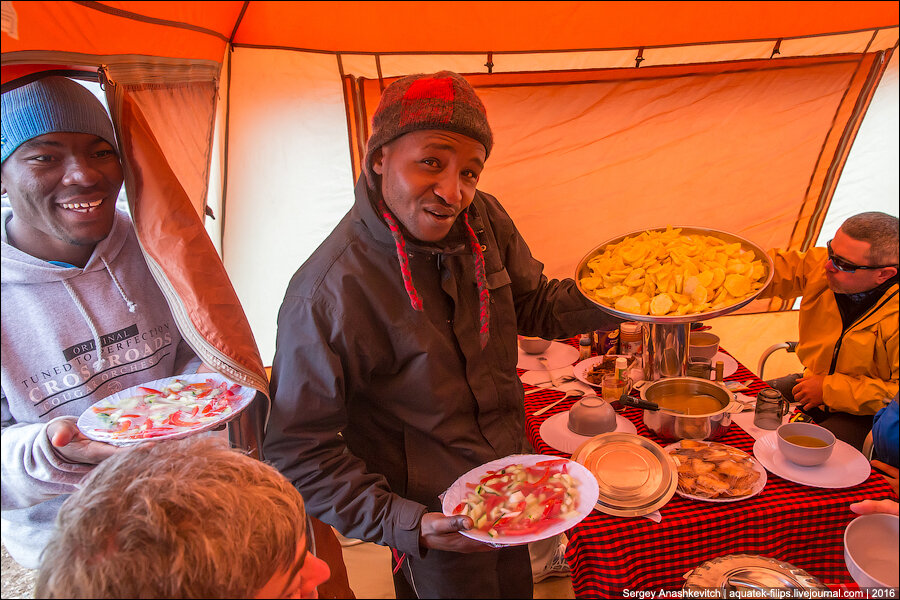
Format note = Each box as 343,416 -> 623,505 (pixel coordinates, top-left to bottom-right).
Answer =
77,373 -> 255,445
441,454 -> 599,545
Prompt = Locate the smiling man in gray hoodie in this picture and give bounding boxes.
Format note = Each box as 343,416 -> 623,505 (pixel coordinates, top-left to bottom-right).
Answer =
1,76 -> 201,569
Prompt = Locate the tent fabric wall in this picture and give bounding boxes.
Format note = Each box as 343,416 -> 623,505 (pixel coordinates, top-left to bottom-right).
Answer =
348,52 -> 891,308
105,78 -> 269,453
822,50 -> 900,244
222,48 -> 355,360
2,1 -> 898,365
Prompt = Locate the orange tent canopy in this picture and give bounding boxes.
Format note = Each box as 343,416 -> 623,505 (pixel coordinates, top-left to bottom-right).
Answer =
3,0 -> 898,365
3,1 -> 897,62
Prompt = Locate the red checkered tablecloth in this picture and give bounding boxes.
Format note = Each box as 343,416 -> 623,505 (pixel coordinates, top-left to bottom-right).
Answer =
522,338 -> 895,598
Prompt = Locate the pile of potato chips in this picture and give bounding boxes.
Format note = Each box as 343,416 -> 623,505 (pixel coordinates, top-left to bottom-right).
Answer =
579,227 -> 768,317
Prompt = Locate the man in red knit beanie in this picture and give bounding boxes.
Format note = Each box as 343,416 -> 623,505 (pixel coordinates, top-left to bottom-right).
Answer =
265,71 -> 620,599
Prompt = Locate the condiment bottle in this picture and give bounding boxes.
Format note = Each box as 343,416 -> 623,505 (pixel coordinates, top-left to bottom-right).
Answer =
615,356 -> 628,384
619,322 -> 643,357
579,334 -> 592,361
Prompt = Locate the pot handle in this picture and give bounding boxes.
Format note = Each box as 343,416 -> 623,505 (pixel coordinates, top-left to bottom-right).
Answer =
725,400 -> 745,414
619,395 -> 662,412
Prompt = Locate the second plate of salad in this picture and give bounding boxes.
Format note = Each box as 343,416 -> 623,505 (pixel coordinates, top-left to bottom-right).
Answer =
441,454 -> 599,546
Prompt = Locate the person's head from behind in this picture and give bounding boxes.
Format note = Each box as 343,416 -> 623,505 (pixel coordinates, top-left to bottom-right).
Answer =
1,76 -> 122,266
364,71 -> 493,244
35,436 -> 330,599
825,212 -> 899,294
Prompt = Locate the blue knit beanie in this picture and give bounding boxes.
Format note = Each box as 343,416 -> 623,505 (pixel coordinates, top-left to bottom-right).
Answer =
1,76 -> 118,164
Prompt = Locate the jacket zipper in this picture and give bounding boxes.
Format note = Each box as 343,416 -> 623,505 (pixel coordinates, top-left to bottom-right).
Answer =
828,287 -> 898,375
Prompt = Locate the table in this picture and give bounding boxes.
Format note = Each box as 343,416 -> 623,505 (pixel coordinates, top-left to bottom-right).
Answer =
522,339 -> 895,597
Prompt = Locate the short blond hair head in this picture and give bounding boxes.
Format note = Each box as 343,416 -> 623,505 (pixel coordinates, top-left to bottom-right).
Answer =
36,436 -> 307,599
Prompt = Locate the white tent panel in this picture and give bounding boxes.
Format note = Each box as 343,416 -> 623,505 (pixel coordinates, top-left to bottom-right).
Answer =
818,49 -> 899,244
224,48 -> 353,363
220,47 -> 897,365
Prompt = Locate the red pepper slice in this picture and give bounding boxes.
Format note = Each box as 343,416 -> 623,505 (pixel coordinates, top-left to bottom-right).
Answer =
535,459 -> 569,467
541,498 -> 560,519
112,420 -> 132,434
166,411 -> 197,428
138,386 -> 163,395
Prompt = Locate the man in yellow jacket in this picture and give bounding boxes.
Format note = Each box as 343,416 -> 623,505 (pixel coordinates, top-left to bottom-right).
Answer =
760,212 -> 898,450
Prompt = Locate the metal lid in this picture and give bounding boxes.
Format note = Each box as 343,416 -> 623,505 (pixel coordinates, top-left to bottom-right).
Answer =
684,554 -> 828,596
572,432 -> 677,517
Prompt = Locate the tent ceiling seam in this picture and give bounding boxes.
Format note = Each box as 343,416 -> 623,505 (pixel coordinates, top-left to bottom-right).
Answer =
375,55 -> 384,92
226,25 -> 897,56
423,57 -> 868,90
220,46 -> 234,264
72,0 -> 229,42
228,1 -> 251,44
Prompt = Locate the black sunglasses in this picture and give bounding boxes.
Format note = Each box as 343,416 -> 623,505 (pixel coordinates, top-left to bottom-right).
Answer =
826,240 -> 896,273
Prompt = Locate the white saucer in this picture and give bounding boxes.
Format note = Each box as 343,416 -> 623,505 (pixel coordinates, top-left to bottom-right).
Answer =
753,432 -> 871,489
715,352 -> 739,378
517,341 -> 579,372
539,411 -> 638,454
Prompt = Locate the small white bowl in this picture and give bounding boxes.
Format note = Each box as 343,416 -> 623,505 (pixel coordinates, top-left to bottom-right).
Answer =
776,422 -> 835,467
844,513 -> 900,587
518,336 -> 552,355
689,332 -> 720,361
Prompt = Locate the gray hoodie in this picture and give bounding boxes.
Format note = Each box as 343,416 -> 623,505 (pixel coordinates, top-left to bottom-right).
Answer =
1,207 -> 200,568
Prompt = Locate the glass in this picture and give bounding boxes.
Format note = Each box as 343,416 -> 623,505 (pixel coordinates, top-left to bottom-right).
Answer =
753,388 -> 789,430
602,373 -> 632,413
686,358 -> 712,379
826,240 -> 895,272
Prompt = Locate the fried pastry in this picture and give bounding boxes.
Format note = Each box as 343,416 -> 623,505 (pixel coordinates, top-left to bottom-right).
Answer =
667,440 -> 760,499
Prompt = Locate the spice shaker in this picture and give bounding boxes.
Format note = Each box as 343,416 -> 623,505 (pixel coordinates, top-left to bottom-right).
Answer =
579,334 -> 592,361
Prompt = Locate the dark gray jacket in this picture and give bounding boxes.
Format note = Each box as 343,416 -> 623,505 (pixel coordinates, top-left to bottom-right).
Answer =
263,179 -> 617,556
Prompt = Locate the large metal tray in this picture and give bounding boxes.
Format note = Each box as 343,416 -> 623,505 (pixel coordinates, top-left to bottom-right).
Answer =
575,226 -> 775,325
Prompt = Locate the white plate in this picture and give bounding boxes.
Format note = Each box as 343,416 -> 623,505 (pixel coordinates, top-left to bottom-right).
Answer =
441,454 -> 599,546
664,441 -> 767,503
571,356 -> 610,388
516,341 -> 579,372
77,373 -> 255,446
753,432 -> 871,489
539,411 -> 638,454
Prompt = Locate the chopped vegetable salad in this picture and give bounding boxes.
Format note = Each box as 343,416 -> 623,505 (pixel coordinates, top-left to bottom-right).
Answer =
85,378 -> 243,441
452,458 -> 581,538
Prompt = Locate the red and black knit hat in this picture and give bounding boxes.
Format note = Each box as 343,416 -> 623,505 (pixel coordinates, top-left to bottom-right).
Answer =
364,71 -> 493,190
365,71 -> 493,348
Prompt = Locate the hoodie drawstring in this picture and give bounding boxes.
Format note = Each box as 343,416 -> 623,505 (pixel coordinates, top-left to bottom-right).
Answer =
61,279 -> 108,370
101,256 -> 137,313
60,255 -> 138,371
